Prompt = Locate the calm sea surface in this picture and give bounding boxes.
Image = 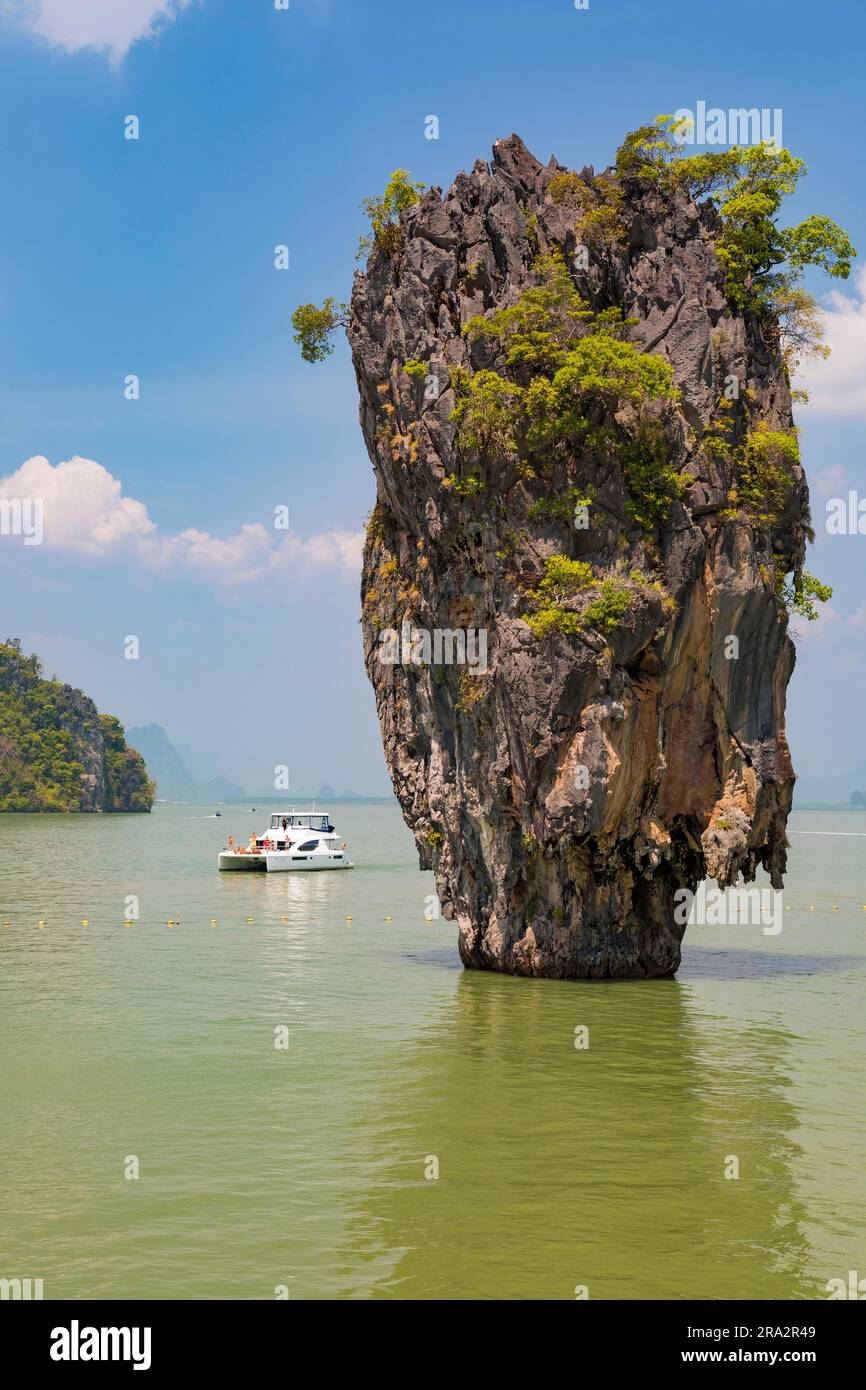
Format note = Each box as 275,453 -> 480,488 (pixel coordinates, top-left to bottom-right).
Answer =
0,803 -> 864,1300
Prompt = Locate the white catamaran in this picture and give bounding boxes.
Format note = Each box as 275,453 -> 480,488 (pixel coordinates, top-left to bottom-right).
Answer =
217,811 -> 353,873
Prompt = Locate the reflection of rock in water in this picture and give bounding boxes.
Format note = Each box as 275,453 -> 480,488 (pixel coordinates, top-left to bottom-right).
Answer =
335,973 -> 812,1299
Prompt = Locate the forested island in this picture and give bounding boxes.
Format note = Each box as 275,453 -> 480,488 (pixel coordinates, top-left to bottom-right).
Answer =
0,638 -> 154,812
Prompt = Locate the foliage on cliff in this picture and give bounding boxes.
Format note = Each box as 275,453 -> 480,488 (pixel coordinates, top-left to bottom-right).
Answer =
615,115 -> 855,324
290,297 -> 348,363
291,170 -> 427,363
453,250 -> 686,529
294,123 -> 849,635
0,639 -> 154,812
524,556 -> 638,638
357,169 -> 427,260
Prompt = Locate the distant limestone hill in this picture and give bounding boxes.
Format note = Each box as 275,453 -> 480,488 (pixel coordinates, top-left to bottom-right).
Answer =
126,724 -> 197,801
126,724 -> 245,803
125,726 -> 377,803
0,639 -> 154,812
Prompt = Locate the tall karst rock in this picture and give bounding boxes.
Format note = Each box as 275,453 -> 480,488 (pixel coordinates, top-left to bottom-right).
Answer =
349,135 -> 809,978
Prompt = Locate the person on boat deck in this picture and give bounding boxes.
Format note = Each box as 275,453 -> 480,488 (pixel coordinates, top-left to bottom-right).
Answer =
281,818 -> 288,843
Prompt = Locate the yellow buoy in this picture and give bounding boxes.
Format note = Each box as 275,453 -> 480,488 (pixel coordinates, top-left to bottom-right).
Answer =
246,917 -> 254,925
38,919 -> 46,928
810,906 -> 815,912
210,918 -> 217,926
280,915 -> 288,923
81,918 -> 89,926
167,920 -> 174,927
345,915 -> 353,922
124,921 -> 133,928
833,905 -> 839,912
385,915 -> 393,922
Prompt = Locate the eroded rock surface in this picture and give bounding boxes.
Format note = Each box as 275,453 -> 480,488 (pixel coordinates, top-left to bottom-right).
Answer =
349,135 -> 808,978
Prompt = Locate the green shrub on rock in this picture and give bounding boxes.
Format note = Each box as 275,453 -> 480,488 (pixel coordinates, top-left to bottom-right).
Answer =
291,298 -> 348,363
615,115 -> 855,320
358,169 -> 427,260
454,253 -> 681,531
733,424 -> 800,526
524,555 -> 637,641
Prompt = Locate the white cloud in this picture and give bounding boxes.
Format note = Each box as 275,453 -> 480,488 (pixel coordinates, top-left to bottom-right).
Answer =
276,529 -> 365,575
166,524 -> 275,583
0,455 -> 364,583
0,454 -> 155,554
797,266 -> 866,420
161,523 -> 365,585
1,0 -> 193,62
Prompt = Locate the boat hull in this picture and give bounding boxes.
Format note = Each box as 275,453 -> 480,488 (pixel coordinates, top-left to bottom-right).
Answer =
218,851 -> 267,871
265,851 -> 353,872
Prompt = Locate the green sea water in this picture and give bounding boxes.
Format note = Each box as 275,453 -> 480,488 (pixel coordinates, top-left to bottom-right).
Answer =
0,803 -> 864,1300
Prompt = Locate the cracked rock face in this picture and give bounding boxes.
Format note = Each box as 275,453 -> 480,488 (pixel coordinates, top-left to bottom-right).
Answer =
349,135 -> 807,979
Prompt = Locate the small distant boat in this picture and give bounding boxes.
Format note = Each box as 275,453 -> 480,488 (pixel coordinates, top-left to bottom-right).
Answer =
215,811 -> 222,818
218,810 -> 353,872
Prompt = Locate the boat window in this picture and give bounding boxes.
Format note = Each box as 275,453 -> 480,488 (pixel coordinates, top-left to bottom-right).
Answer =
296,839 -> 319,852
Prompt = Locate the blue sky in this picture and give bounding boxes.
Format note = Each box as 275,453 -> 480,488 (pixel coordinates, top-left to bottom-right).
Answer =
1,0 -> 865,797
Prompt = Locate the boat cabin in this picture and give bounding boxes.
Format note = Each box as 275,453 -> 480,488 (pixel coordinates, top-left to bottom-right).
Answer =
267,812 -> 334,833
251,811 -> 339,852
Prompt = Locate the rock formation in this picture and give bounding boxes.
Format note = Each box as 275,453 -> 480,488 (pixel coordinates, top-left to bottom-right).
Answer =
350,135 -> 810,978
0,638 -> 154,812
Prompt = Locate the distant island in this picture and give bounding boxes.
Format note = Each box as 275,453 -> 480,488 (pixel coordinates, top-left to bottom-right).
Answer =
0,638 -> 154,812
126,723 -> 380,804
126,723 -> 245,803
